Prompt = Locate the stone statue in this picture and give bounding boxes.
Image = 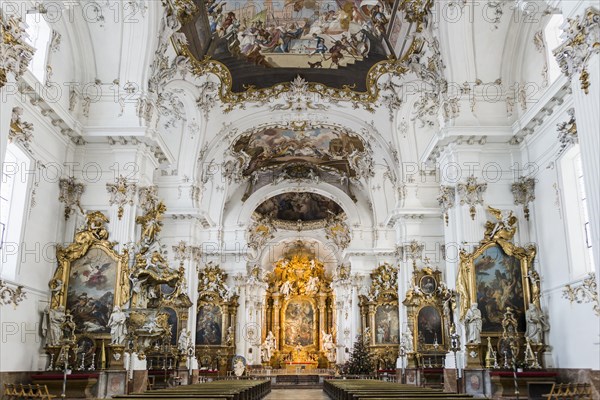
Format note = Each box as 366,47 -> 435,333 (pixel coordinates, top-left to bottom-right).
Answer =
401,329 -> 414,353
525,303 -> 549,344
233,358 -> 245,377
322,331 -> 336,362
464,303 -> 482,344
261,331 -> 276,362
47,306 -> 66,346
226,326 -> 234,346
280,281 -> 293,296
61,311 -> 76,343
108,306 -> 128,345
178,329 -> 190,352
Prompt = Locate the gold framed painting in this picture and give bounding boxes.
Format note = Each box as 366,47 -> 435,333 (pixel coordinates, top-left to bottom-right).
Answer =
414,304 -> 446,351
50,212 -> 129,338
457,216 -> 537,336
281,296 -> 317,350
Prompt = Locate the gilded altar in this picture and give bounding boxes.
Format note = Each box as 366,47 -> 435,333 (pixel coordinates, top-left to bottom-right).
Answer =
263,252 -> 335,367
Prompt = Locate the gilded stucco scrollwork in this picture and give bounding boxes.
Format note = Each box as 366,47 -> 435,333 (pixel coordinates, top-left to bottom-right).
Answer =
563,273 -> 600,316
557,108 -> 578,155
0,281 -> 26,308
58,177 -> 85,220
553,7 -> 600,94
0,15 -> 35,88
457,176 -> 487,220
511,177 -> 535,221
106,176 -> 137,220
8,107 -> 33,148
437,185 -> 456,226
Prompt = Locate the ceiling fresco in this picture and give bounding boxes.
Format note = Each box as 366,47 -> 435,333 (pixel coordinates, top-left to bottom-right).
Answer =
176,0 -> 411,91
255,192 -> 344,221
232,125 -> 366,177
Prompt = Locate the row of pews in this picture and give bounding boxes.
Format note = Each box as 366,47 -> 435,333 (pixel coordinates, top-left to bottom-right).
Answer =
324,379 -> 474,400
113,379 -> 271,400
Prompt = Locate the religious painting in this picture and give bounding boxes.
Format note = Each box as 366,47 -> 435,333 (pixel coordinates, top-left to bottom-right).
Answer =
417,306 -> 443,346
420,275 -> 437,295
374,304 -> 399,344
283,298 -> 315,346
388,8 -> 413,59
65,247 -> 117,334
196,304 -> 222,345
162,307 -> 179,345
256,192 -> 343,222
179,0 -> 395,91
74,336 -> 96,365
233,126 -> 366,177
474,245 -> 526,333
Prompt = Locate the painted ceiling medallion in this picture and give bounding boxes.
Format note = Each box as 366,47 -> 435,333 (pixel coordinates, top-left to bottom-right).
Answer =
255,192 -> 344,222
167,0 -> 431,108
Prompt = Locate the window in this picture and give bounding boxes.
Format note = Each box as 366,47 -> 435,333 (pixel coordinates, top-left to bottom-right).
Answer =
560,146 -> 595,278
24,13 -> 52,82
0,145 -> 31,280
544,14 -> 565,84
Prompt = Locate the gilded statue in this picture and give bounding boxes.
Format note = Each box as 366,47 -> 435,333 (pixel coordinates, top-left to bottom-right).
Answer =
136,201 -> 167,245
484,206 -> 517,241
56,211 -> 109,262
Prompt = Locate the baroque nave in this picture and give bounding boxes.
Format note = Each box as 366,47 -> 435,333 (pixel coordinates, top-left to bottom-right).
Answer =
0,0 -> 598,398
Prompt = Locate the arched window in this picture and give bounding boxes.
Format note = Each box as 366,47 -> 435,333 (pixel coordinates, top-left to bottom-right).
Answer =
0,145 -> 31,280
544,14 -> 565,84
559,146 -> 595,279
24,13 -> 52,82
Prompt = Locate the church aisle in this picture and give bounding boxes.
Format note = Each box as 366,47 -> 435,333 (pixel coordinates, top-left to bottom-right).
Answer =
265,389 -> 331,400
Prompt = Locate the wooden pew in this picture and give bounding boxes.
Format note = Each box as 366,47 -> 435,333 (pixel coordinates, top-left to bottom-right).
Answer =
324,379 -> 474,400
113,379 -> 270,400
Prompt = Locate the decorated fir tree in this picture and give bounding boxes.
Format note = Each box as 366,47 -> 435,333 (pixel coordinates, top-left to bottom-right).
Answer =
344,334 -> 375,375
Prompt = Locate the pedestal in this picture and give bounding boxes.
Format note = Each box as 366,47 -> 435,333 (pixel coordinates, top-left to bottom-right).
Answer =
406,352 -> 417,368
108,345 -> 126,369
465,343 -> 483,368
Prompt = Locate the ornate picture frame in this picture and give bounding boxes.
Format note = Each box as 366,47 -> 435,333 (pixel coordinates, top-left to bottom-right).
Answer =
457,208 -> 538,336
49,212 -> 129,339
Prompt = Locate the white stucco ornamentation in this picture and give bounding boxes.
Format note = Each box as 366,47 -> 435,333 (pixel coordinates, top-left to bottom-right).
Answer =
0,15 -> 35,88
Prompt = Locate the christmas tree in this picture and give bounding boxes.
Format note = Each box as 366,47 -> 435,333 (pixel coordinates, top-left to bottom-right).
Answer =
344,334 -> 375,375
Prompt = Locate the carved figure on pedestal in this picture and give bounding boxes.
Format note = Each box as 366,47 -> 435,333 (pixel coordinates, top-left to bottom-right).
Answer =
261,331 -> 276,362
464,303 -> 482,344
47,306 -> 66,346
108,306 -> 128,345
525,303 -> 549,344
178,329 -> 190,352
400,329 -> 414,353
322,331 -> 336,361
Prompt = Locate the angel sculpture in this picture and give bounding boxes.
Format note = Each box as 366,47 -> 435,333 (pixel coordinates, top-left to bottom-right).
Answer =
485,206 -> 517,239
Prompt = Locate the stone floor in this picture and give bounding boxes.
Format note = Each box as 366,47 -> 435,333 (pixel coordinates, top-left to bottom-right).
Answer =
265,388 -> 331,399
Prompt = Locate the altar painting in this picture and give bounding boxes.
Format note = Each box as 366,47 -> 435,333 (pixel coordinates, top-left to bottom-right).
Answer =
417,306 -> 443,345
475,245 -> 526,332
66,247 -> 117,334
374,304 -> 399,344
196,305 -> 222,345
284,298 -> 315,346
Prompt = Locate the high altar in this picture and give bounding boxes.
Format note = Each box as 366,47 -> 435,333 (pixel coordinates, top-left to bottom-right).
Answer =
262,252 -> 335,369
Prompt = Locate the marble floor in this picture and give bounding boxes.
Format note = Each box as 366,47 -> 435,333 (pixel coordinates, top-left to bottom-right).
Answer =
264,389 -> 331,399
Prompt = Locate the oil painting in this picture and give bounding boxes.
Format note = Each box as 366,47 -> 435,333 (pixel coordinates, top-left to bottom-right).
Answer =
374,304 -> 399,344
196,304 -> 223,345
417,305 -> 443,346
255,192 -> 343,221
182,0 -> 391,90
475,245 -> 526,332
420,275 -> 437,295
66,247 -> 117,334
233,126 -> 365,176
284,298 -> 314,346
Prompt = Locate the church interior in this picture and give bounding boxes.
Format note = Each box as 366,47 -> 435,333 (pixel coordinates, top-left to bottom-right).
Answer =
0,0 -> 599,398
